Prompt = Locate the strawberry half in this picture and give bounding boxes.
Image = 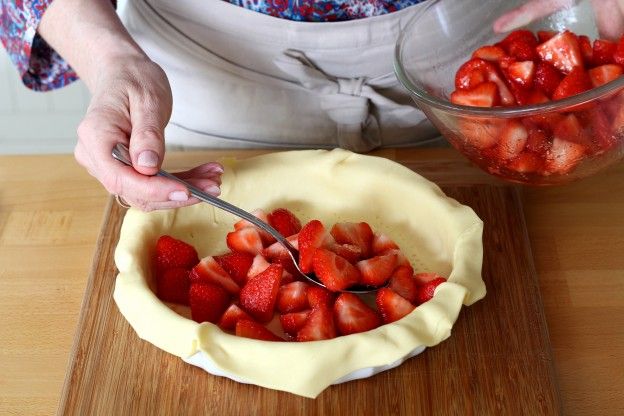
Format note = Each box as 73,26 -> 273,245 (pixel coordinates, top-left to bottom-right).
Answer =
218,303 -> 252,330
235,319 -> 283,342
588,64 -> 623,88
536,31 -> 584,74
333,293 -> 381,335
472,45 -> 507,62
356,253 -> 398,287
156,267 -> 190,305
505,61 -> 535,88
280,310 -> 311,336
233,208 -> 276,245
312,248 -> 361,292
214,251 -> 254,287
372,233 -> 399,255
552,66 -> 591,100
450,82 -> 500,107
267,208 -> 302,237
497,119 -> 528,161
276,281 -> 310,313
189,283 -> 231,324
226,227 -> 264,256
376,288 -> 415,324
553,114 -> 592,147
330,222 -> 374,259
306,285 -> 336,309
298,220 -> 334,273
534,62 -> 563,98
389,266 -> 419,303
415,277 -> 447,305
190,256 -> 240,295
239,263 -> 282,323
296,306 -> 337,341
262,234 -> 299,261
247,254 -> 271,279
546,137 -> 587,174
154,235 -> 199,271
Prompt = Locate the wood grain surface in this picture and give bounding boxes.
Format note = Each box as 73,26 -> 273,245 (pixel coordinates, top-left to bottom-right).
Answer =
57,184 -> 561,415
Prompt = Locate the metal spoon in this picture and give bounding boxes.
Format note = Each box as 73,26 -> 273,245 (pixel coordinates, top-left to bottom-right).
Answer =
112,143 -> 380,294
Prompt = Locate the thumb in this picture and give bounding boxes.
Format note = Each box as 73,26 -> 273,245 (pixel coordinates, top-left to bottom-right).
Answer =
128,106 -> 167,176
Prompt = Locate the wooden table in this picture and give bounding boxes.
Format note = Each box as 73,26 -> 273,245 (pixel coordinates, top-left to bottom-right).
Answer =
1,149 -> 622,415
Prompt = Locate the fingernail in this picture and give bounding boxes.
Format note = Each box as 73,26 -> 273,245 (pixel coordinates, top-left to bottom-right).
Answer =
207,185 -> 221,196
169,191 -> 189,201
138,150 -> 159,168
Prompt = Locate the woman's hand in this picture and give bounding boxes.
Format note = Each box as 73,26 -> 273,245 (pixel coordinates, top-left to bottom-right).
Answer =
38,0 -> 222,211
494,0 -> 624,40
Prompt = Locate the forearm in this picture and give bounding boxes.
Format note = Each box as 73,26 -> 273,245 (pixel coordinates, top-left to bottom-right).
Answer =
38,0 -> 146,91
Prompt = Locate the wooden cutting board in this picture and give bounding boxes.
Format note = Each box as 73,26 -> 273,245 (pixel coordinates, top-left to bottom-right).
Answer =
57,182 -> 561,415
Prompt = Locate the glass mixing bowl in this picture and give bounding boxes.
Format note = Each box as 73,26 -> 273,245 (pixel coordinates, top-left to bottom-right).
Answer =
395,0 -> 624,185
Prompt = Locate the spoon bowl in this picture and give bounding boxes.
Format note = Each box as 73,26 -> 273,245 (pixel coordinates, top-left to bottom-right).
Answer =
112,143 -> 382,294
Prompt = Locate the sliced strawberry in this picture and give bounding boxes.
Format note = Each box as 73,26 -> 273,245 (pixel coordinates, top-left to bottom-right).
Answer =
507,151 -> 544,174
267,208 -> 302,237
156,267 -> 190,305
592,39 -> 616,65
356,253 -> 398,287
525,127 -> 551,153
329,243 -> 363,263
613,35 -> 624,66
546,137 -> 587,174
247,254 -> 270,279
218,303 -> 252,330
333,293 -> 381,335
578,35 -> 593,64
415,277 -> 447,305
306,285 -> 336,309
239,263 -> 282,323
588,64 -> 623,88
298,220 -> 334,273
312,248 -> 361,292
454,58 -> 490,90
505,61 -> 535,88
553,114 -> 593,147
389,266 -> 419,303
389,249 -> 414,271
226,227 -> 264,256
500,30 -> 538,49
262,234 -> 299,261
154,235 -> 199,271
330,222 -> 374,259
552,67 -> 591,101
372,233 -> 399,255
459,118 -> 504,149
235,319 -> 283,341
376,288 -> 415,324
534,62 -> 563,98
233,209 -> 276,246
472,45 -> 507,62
276,281 -> 310,313
190,256 -> 240,295
581,107 -> 617,151
537,30 -> 557,43
296,306 -> 337,341
536,31 -> 584,74
497,119 -> 528,161
280,310 -> 311,336
214,251 -> 254,287
274,255 -> 299,277
413,272 -> 446,285
507,39 -> 539,61
451,81 -> 500,107
189,283 -> 230,324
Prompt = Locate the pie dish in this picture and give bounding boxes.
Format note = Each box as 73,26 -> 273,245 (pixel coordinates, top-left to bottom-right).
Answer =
113,149 -> 486,398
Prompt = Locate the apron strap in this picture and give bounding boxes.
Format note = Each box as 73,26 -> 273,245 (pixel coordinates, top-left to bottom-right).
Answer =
274,49 -> 419,152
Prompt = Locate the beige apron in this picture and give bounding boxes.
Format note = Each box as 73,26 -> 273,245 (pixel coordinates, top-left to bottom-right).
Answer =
122,0 -> 440,151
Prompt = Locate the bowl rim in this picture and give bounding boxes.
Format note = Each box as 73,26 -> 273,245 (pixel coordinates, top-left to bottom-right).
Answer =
394,0 -> 624,117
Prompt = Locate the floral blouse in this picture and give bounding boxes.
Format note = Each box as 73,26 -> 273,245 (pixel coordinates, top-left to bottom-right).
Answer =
0,0 -> 424,91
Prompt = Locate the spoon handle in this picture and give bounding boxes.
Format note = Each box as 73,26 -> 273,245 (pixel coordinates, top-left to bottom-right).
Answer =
111,143 -> 297,256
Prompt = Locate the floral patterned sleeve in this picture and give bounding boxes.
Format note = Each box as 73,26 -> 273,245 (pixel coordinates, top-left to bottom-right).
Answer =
0,0 -> 78,91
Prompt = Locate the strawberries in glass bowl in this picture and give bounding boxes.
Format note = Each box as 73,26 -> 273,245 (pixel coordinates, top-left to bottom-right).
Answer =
395,0 -> 624,185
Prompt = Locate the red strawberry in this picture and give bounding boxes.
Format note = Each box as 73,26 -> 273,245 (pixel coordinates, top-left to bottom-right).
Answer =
389,249 -> 414,271
588,64 -> 623,88
156,267 -> 190,305
500,30 -> 538,49
296,306 -> 337,341
534,62 -> 563,98
235,319 -> 283,342
312,248 -> 361,292
497,119 -> 528,161
578,35 -> 593,63
507,39 -> 539,61
239,263 -> 282,323
154,235 -> 199,271
274,255 -> 299,277
214,251 -> 254,287
247,254 -> 270,279
525,127 -> 551,153
507,151 -> 544,174
415,277 -> 447,305
190,256 -> 240,295
537,30 -> 556,43
413,272 -> 446,285
226,227 -> 264,255
330,222 -> 374,259
553,114 -> 592,147
189,283 -> 230,324
546,137 -> 587,174
581,107 -> 617,151
306,285 -> 336,309
389,266 -> 419,303
505,61 -> 535,88
592,39 -> 616,65
267,208 -> 302,237
472,45 -> 507,62
298,220 -> 334,273
276,281 -> 310,313
459,118 -> 504,149
552,67 -> 591,101
356,253 -> 398,287
454,58 -> 490,90
280,310 -> 311,336
233,209 -> 276,246
328,243 -> 363,263
262,234 -> 298,261
372,233 -> 399,255
613,35 -> 624,66
450,82 -> 500,107
536,31 -> 584,74
376,288 -> 415,324
333,293 -> 381,335
218,303 -> 252,330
